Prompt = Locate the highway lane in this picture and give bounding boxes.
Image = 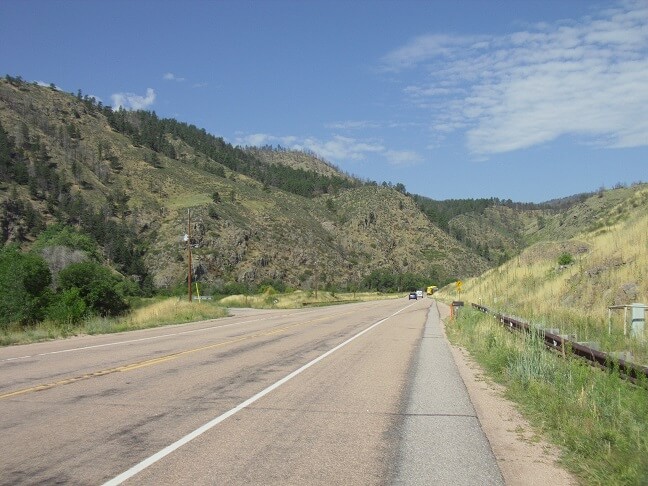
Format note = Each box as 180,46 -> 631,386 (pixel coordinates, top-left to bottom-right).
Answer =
0,298 -> 430,485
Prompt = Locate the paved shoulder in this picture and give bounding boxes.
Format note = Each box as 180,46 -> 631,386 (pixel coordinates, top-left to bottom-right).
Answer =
394,302 -> 504,485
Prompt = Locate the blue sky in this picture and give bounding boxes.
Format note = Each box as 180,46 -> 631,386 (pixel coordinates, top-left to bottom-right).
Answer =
1,0 -> 646,203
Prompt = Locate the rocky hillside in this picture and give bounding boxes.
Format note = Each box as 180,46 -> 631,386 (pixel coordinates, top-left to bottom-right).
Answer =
0,77 -> 489,292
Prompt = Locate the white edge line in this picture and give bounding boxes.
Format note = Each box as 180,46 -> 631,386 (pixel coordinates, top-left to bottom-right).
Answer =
102,303 -> 413,485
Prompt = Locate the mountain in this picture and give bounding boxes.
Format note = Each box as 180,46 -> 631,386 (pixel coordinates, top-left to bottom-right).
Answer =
0,76 -> 491,293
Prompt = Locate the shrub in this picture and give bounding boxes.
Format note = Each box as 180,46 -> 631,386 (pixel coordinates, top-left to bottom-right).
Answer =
58,262 -> 129,316
217,282 -> 250,296
558,253 -> 574,266
261,285 -> 277,295
258,279 -> 286,294
46,287 -> 87,325
0,246 -> 52,328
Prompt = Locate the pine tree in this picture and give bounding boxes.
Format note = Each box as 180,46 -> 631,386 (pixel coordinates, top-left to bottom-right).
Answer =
0,121 -> 12,181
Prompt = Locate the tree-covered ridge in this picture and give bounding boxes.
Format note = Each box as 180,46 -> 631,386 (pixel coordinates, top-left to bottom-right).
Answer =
411,194 -> 552,232
3,75 -> 358,199
104,108 -> 360,198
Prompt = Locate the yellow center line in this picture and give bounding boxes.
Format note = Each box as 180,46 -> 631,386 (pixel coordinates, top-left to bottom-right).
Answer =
0,309 -> 356,401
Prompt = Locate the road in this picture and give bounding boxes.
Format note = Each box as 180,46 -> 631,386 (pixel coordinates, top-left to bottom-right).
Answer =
0,298 -> 502,485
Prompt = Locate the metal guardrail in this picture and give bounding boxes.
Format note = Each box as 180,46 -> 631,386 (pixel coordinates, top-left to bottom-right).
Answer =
471,303 -> 648,385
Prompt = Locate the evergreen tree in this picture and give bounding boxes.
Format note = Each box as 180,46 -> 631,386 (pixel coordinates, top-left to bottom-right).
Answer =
0,121 -> 12,180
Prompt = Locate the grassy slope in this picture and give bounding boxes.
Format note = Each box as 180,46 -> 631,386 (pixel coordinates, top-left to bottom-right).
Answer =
444,184 -> 648,358
438,184 -> 648,484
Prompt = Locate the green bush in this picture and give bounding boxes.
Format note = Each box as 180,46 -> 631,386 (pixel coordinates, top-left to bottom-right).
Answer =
216,282 -> 250,296
58,262 -> 129,316
46,287 -> 87,325
258,279 -> 286,293
558,253 -> 574,265
0,246 -> 52,328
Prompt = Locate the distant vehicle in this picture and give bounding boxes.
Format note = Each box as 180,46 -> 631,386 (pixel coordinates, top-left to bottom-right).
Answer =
416,290 -> 423,298
426,285 -> 438,295
408,292 -> 418,300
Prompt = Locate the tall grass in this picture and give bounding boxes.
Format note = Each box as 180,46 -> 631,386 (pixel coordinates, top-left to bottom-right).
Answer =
448,308 -> 648,484
0,298 -> 229,346
447,209 -> 648,363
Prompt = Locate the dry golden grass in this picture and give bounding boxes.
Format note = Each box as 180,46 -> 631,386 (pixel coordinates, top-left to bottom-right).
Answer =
439,201 -> 647,359
0,298 -> 229,346
116,298 -> 229,328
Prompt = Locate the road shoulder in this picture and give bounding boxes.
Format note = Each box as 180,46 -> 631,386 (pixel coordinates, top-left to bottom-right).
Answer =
439,302 -> 579,486
394,301 -> 504,485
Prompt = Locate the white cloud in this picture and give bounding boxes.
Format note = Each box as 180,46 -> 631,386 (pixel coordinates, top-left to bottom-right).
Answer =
325,120 -> 381,130
381,34 -> 483,71
234,132 -> 387,162
163,72 -> 185,82
234,132 -> 427,170
384,0 -> 648,155
237,133 -> 275,146
234,133 -> 299,148
298,135 -> 385,161
385,150 -> 423,167
111,88 -> 156,110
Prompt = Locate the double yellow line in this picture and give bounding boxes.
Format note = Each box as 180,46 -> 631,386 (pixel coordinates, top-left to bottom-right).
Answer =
0,311 -> 351,401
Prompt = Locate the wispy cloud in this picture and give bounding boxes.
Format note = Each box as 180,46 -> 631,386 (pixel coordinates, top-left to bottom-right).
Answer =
111,88 -> 156,110
234,132 -> 426,169
235,133 -> 385,161
163,72 -> 185,82
163,72 -> 209,88
325,120 -> 381,130
382,0 -> 648,155
234,133 -> 297,148
385,150 -> 423,167
380,34 -> 483,71
298,135 -> 385,161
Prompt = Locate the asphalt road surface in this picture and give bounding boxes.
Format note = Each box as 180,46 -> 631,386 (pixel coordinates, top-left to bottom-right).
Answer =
0,298 -> 502,485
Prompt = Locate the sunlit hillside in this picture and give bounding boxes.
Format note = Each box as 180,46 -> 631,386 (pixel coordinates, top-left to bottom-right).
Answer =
439,184 -> 648,360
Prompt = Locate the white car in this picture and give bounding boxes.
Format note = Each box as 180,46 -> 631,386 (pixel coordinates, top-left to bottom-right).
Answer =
416,290 -> 423,299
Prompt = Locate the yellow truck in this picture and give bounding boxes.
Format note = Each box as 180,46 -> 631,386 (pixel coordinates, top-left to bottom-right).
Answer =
426,285 -> 438,295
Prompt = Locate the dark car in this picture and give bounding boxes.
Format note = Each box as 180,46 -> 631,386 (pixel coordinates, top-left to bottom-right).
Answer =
408,292 -> 417,300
